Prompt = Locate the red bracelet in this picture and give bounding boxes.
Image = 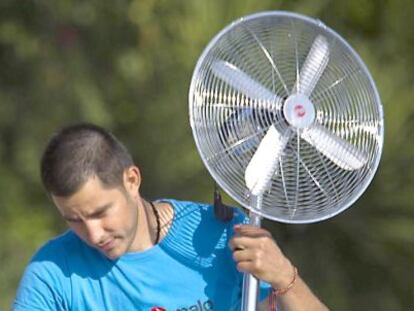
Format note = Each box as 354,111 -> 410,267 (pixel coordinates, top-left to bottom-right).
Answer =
268,266 -> 298,311
273,265 -> 298,296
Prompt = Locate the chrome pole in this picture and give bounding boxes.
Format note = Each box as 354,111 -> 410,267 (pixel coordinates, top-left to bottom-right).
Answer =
241,195 -> 262,311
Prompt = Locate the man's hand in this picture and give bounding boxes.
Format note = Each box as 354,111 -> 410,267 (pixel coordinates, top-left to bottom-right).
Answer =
229,224 -> 294,289
229,224 -> 330,311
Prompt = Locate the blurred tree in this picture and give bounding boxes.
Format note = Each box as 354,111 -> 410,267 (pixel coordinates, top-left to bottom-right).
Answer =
0,0 -> 413,310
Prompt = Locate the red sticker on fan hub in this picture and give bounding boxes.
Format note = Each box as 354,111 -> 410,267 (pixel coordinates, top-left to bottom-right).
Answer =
151,307 -> 166,311
283,94 -> 315,129
294,104 -> 306,117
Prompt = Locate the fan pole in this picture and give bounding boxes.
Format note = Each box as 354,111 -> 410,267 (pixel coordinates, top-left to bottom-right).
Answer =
241,195 -> 262,311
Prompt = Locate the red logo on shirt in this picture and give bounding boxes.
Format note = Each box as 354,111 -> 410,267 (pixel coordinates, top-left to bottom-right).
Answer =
151,307 -> 166,311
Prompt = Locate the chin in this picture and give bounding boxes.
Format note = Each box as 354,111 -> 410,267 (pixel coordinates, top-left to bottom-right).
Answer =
105,253 -> 120,260
103,248 -> 124,260
98,241 -> 126,260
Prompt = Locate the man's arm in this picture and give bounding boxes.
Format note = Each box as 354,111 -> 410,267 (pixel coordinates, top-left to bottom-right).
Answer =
258,275 -> 329,311
230,224 -> 329,311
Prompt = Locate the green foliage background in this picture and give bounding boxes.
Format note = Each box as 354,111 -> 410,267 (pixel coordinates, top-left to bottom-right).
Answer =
1,0 -> 413,310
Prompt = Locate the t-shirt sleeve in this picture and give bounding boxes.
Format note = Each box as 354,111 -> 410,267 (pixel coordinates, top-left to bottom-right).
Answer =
12,241 -> 71,311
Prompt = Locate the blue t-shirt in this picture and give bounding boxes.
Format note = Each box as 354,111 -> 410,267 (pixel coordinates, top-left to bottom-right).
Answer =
13,199 -> 270,310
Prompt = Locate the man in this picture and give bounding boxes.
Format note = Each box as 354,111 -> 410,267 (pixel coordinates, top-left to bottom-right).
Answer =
13,123 -> 329,311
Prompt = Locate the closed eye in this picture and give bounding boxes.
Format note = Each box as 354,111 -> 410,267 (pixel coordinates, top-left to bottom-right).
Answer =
89,204 -> 112,219
90,210 -> 107,219
64,216 -> 82,223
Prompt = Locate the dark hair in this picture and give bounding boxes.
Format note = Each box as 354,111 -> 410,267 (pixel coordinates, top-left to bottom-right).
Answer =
40,123 -> 134,196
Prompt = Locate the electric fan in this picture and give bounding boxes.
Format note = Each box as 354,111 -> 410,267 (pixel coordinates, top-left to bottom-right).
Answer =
189,11 -> 383,310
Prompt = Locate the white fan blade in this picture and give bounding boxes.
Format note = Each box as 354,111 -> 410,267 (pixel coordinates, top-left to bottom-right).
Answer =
211,60 -> 279,102
297,35 -> 329,96
301,124 -> 367,170
245,126 -> 289,196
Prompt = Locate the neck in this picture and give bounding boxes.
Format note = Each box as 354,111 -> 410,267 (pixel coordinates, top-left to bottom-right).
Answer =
130,199 -> 174,252
129,199 -> 159,251
149,201 -> 160,244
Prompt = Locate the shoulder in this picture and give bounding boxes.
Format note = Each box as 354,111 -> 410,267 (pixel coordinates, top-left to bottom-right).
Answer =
160,198 -> 248,241
29,229 -> 107,278
170,198 -> 248,225
36,229 -> 79,251
30,230 -> 83,267
29,230 -> 75,267
13,231 -> 78,310
162,198 -> 247,222
19,230 -> 84,285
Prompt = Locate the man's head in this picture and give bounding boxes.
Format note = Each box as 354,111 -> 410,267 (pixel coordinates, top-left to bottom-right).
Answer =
41,123 -> 134,196
41,123 -> 144,259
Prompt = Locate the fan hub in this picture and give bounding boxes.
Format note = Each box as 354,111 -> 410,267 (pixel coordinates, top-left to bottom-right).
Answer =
283,94 -> 315,129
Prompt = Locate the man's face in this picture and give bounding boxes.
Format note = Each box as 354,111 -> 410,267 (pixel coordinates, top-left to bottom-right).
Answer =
52,171 -> 141,259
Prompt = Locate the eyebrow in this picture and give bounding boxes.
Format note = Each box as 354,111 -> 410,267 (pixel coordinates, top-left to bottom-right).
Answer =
63,203 -> 112,221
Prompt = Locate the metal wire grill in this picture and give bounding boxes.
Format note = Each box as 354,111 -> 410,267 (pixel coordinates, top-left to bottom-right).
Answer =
189,12 -> 383,223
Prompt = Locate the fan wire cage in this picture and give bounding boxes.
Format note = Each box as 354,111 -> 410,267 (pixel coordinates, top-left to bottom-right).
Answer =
189,11 -> 383,224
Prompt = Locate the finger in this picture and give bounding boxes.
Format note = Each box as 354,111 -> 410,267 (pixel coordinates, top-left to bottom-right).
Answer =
230,234 -> 275,251
233,224 -> 272,238
229,236 -> 257,250
235,260 -> 262,275
232,247 -> 257,263
229,236 -> 258,251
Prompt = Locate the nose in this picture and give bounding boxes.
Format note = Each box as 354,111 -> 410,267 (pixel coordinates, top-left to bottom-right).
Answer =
84,219 -> 105,245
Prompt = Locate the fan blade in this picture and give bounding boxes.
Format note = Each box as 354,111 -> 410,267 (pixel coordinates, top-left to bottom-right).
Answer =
296,35 -> 329,96
245,126 -> 289,196
301,124 -> 367,170
211,60 -> 280,102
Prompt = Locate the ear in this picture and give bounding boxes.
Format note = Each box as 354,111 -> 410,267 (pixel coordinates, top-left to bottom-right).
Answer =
123,166 -> 141,198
